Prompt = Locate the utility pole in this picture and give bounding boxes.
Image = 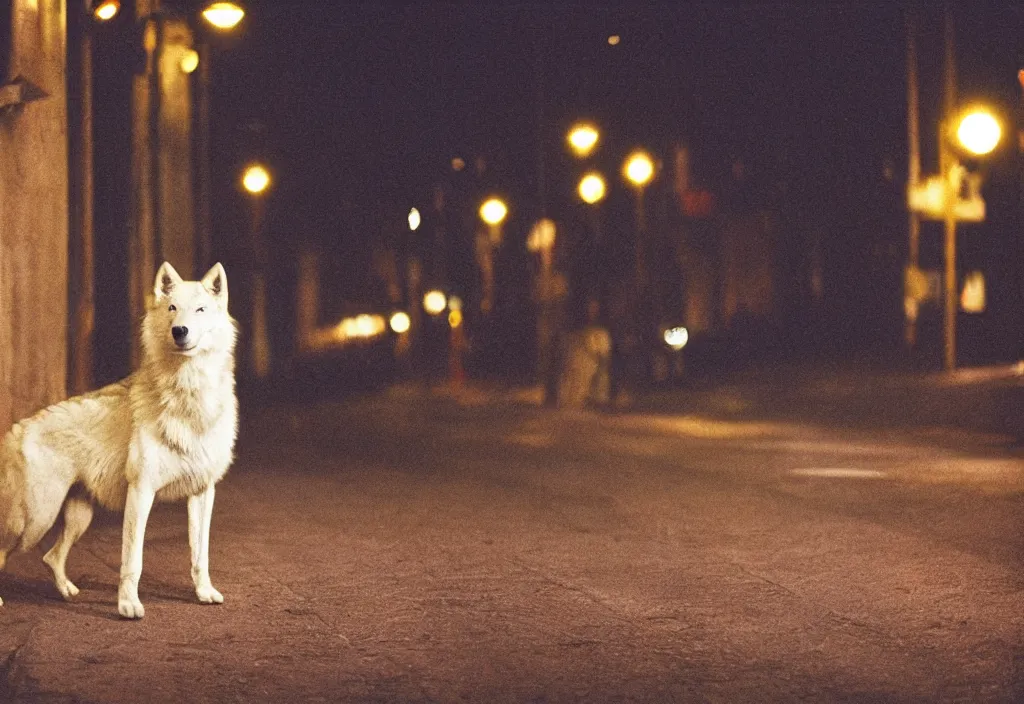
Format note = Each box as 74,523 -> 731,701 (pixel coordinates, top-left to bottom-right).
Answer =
941,4 -> 958,371
194,40 -> 212,273
69,0 -> 95,393
129,0 -> 161,367
904,7 -> 921,352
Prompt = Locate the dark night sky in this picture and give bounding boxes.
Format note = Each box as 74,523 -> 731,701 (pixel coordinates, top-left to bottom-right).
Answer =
206,2 -> 1021,232
189,2 -> 1024,361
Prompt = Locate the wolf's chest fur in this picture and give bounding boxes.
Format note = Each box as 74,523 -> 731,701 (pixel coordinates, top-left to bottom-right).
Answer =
132,361 -> 237,502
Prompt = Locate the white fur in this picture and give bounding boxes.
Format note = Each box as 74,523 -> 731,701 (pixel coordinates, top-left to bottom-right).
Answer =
0,262 -> 238,618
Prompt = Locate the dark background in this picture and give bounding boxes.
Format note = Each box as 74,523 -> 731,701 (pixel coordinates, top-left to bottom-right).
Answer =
90,1 -> 1024,384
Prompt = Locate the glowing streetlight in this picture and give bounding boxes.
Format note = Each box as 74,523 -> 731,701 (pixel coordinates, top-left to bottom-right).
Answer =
663,326 -> 689,351
408,207 -> 421,232
623,150 -> 654,188
241,161 -> 271,379
201,2 -> 245,31
389,311 -> 411,334
479,197 -> 508,226
578,172 -> 607,205
241,163 -> 270,195
624,149 -> 656,383
955,109 -> 1001,156
478,198 -> 507,316
567,122 -> 600,158
92,0 -> 120,21
423,290 -> 447,316
180,49 -> 200,75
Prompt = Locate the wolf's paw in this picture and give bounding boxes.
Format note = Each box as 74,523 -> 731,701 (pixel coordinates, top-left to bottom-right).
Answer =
196,585 -> 224,604
57,579 -> 80,601
118,596 -> 145,619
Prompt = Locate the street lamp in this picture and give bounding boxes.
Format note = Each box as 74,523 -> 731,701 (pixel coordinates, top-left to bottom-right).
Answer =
567,122 -> 600,158
937,105 -> 1000,371
623,149 -> 655,386
407,207 -> 421,232
242,163 -> 270,194
201,2 -> 245,30
954,108 -> 1001,156
917,103 -> 1003,370
179,49 -> 200,74
242,162 -> 271,379
423,290 -> 447,316
623,148 -> 654,256
92,0 -> 120,21
477,197 -> 508,314
578,172 -> 606,205
624,150 -> 654,190
479,197 -> 508,227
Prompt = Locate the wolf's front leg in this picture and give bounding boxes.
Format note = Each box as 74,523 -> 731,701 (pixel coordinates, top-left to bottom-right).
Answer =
118,483 -> 155,619
188,484 -> 223,605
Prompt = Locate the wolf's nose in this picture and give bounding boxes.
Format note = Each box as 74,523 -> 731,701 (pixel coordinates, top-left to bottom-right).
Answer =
172,326 -> 189,344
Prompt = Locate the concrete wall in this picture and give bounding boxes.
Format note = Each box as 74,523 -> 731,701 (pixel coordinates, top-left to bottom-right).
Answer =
0,0 -> 68,431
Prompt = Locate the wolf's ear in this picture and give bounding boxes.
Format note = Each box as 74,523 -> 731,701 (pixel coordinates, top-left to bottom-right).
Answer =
201,262 -> 228,303
154,262 -> 183,300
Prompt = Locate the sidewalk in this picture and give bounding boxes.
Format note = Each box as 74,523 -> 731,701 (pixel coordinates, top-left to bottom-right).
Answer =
421,362 -> 1024,447
635,362 -> 1024,441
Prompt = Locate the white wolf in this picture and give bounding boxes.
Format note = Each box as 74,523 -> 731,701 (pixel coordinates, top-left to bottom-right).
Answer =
0,262 -> 238,619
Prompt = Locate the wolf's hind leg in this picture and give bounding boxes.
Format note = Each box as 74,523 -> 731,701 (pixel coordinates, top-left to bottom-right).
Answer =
43,496 -> 94,600
0,518 -> 23,606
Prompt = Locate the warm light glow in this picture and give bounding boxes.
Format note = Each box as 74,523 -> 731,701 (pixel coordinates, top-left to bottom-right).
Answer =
423,290 -> 447,315
180,49 -> 200,74
567,122 -> 600,157
624,151 -> 654,187
479,198 -> 508,226
93,0 -> 120,21
448,296 -> 463,312
201,2 -> 245,30
578,172 -> 607,204
408,207 -> 421,232
334,314 -> 386,341
389,311 -> 411,334
663,326 -> 689,351
451,157 -> 466,171
961,271 -> 986,313
448,309 -> 463,328
607,35 -> 620,46
956,109 -> 1001,156
526,219 -> 557,253
241,164 -> 270,195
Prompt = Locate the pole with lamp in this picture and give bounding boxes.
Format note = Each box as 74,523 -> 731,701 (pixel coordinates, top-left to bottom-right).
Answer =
908,109 -> 1000,371
907,9 -> 1001,371
623,149 -> 654,384
527,217 -> 562,403
567,122 -> 599,160
193,3 -> 246,273
68,0 -> 125,394
477,197 -> 508,316
241,162 -> 271,380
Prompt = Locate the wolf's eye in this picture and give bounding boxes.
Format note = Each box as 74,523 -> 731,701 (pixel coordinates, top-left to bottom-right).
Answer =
196,307 -> 206,313
168,305 -> 176,312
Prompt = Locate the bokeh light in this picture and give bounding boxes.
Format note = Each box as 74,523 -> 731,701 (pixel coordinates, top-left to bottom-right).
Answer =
956,110 -> 1001,156
578,172 -> 607,204
202,2 -> 245,30
242,164 -> 271,195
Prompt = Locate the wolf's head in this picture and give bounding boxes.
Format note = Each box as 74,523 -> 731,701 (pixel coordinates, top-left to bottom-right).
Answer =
145,262 -> 235,359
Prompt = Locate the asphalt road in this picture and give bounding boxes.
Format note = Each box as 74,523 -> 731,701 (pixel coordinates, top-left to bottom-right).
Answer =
1,377 -> 1023,702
